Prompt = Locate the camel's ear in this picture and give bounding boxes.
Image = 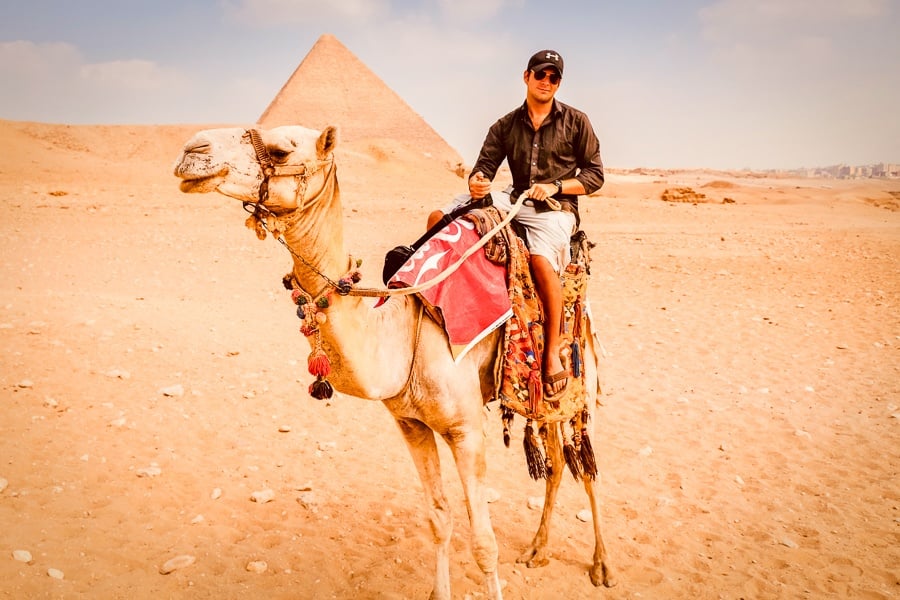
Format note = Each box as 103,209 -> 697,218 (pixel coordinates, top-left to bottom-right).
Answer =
317,126 -> 338,158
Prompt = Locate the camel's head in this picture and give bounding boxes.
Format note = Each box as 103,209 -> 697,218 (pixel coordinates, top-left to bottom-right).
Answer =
173,125 -> 338,210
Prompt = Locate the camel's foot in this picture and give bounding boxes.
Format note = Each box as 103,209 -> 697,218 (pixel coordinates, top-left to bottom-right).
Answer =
516,546 -> 550,569
589,560 -> 617,588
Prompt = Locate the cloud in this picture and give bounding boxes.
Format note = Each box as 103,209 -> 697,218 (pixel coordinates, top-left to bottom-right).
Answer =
221,0 -> 391,26
0,40 -> 258,124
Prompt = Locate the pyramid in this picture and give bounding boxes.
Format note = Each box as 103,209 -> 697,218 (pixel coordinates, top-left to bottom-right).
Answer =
259,34 -> 462,165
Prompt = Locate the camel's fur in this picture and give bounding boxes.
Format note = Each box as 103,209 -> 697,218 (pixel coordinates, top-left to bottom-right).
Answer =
173,125 -> 615,598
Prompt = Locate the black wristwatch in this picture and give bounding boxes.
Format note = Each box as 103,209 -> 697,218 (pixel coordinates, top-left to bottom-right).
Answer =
553,180 -> 563,195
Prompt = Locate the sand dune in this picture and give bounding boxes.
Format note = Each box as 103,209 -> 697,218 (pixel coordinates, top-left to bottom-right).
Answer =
1,120 -> 898,599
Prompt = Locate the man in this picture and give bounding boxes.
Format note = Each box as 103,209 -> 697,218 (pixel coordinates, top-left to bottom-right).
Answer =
428,48 -> 604,397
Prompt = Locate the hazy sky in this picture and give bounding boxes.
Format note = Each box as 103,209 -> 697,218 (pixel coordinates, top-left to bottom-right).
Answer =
1,0 -> 898,170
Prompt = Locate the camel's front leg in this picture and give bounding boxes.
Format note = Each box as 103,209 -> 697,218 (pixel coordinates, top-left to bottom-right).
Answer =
517,423 -> 565,568
395,418 -> 453,600
443,427 -> 503,600
583,474 -> 617,587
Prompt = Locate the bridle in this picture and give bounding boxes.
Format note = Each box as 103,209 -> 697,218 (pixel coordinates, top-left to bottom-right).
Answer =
243,128 -> 334,212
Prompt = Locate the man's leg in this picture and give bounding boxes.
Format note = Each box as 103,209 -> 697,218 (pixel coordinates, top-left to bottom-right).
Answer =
531,254 -> 566,395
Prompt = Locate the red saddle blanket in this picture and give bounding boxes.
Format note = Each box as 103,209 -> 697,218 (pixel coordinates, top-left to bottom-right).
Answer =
387,217 -> 512,361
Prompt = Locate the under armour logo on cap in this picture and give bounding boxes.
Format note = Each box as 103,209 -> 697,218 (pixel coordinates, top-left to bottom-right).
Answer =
527,49 -> 564,76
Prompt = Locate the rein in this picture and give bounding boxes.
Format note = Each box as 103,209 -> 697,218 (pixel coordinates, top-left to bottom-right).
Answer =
242,128 -> 525,300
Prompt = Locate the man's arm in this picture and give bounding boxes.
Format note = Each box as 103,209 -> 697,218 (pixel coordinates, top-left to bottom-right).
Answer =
573,113 -> 604,195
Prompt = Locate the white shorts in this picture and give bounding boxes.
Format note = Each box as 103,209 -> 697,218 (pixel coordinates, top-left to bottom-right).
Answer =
442,188 -> 577,273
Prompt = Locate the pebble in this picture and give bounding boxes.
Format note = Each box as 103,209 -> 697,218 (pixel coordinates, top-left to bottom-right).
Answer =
104,369 -> 131,379
211,487 -> 222,500
794,429 -> 812,439
17,380 -> 34,389
159,384 -> 184,397
250,489 -> 275,504
639,446 -> 653,457
246,560 -> 268,573
190,514 -> 204,524
484,487 -> 501,503
296,491 -> 317,510
47,568 -> 64,580
12,549 -> 33,563
527,496 -> 544,510
136,465 -> 162,478
576,509 -> 592,522
159,554 -> 195,574
0,478 -> 7,493
780,537 -> 798,549
278,425 -> 291,433
735,475 -> 745,486
44,397 -> 59,408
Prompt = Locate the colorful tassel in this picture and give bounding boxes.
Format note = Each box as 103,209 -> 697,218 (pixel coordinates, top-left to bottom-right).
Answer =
580,428 -> 598,480
563,438 -> 583,481
309,377 -> 333,400
523,420 -> 547,480
571,339 -> 582,378
527,368 -> 542,416
502,407 -> 514,448
307,350 -> 331,378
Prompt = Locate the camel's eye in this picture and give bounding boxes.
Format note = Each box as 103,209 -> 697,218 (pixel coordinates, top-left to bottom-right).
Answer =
269,148 -> 291,162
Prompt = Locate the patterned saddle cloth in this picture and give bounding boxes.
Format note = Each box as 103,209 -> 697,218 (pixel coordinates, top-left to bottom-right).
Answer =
461,206 -> 594,425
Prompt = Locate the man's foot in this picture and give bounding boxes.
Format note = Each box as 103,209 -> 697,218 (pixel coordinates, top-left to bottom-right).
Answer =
543,369 -> 568,397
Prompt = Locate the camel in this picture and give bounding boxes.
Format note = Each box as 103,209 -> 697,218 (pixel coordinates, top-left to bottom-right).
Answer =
173,124 -> 615,599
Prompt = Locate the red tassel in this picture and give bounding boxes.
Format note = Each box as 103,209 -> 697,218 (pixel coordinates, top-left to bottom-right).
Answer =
527,368 -> 542,416
308,350 -> 332,377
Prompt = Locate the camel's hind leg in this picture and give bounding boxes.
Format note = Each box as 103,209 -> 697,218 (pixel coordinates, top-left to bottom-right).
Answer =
394,418 -> 454,600
583,473 -> 617,587
517,423 -> 566,568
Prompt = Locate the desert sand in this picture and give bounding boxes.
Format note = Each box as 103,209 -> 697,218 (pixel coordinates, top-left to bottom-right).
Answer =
1,119 -> 899,599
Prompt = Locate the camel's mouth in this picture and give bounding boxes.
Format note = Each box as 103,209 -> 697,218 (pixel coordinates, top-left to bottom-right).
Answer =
178,176 -> 224,194
173,151 -> 230,193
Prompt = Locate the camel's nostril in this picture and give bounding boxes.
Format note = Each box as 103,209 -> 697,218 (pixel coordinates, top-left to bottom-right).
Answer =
185,142 -> 212,155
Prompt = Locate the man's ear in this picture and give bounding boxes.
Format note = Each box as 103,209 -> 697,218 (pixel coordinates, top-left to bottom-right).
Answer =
317,126 -> 338,158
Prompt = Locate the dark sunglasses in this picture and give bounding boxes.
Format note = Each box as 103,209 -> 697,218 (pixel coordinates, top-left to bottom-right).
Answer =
532,69 -> 561,84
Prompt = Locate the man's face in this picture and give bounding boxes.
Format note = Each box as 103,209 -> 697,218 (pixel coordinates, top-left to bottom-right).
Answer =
525,68 -> 561,103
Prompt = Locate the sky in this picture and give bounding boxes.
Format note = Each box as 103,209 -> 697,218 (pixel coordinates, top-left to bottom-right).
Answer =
1,0 -> 898,170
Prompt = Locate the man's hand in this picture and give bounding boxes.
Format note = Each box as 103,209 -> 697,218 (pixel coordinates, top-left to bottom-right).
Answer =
523,182 -> 558,201
468,171 -> 491,199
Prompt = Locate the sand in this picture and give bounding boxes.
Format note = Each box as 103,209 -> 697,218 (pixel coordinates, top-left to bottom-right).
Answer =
1,119 -> 898,599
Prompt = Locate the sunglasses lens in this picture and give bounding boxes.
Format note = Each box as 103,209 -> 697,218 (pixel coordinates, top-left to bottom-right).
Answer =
532,70 -> 559,84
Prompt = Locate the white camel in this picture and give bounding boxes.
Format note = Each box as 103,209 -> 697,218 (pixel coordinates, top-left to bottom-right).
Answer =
173,124 -> 615,599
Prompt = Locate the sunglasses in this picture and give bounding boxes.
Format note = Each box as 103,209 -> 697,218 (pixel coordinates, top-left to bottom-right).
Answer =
532,69 -> 561,84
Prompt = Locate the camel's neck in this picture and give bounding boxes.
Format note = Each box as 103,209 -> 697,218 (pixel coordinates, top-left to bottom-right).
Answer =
282,173 -> 415,400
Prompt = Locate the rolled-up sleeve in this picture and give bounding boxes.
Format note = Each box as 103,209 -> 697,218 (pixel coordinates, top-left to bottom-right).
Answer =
573,112 -> 604,195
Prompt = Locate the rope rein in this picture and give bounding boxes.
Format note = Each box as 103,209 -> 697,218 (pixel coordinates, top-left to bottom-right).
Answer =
244,128 -> 526,300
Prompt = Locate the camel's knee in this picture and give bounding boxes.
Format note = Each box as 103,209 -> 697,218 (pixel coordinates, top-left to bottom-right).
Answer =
471,531 -> 499,573
428,505 -> 453,545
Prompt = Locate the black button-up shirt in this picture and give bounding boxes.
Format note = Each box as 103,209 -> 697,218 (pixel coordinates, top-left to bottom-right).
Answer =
470,99 -> 604,214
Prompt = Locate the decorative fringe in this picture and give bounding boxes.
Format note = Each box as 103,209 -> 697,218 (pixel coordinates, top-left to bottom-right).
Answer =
580,428 -> 598,480
539,423 -> 553,477
563,438 -> 583,481
502,406 -> 514,448
579,409 -> 598,480
523,420 -> 547,480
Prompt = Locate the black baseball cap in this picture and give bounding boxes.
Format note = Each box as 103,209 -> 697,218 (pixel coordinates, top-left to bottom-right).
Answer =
527,49 -> 564,76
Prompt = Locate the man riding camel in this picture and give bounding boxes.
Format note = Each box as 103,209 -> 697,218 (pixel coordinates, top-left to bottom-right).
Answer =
428,48 -> 604,397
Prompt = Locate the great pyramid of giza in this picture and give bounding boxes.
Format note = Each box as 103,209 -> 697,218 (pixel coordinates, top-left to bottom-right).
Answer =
259,34 -> 462,166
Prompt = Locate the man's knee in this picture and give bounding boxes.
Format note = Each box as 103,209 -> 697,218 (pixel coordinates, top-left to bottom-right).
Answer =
426,209 -> 445,230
